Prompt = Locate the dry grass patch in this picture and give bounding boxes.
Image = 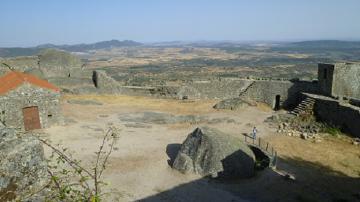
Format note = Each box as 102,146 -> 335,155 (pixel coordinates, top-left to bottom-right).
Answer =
266,135 -> 360,177
255,102 -> 273,112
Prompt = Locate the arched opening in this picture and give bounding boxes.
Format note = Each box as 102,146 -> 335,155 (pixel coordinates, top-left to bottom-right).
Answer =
92,71 -> 98,88
249,146 -> 270,170
274,95 -> 281,110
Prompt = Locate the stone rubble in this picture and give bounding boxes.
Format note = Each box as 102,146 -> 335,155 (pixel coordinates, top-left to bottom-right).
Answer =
353,138 -> 360,146
268,114 -> 325,142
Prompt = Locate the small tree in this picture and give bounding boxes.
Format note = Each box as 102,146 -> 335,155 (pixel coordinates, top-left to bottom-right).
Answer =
37,126 -> 120,201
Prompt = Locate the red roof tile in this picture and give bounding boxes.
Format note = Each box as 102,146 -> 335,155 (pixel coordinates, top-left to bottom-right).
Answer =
0,71 -> 60,95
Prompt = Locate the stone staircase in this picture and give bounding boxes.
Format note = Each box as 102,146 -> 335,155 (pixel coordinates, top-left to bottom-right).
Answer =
239,81 -> 256,97
289,97 -> 316,116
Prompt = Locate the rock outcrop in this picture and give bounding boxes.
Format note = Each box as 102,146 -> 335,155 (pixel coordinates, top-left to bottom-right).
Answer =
92,70 -> 123,94
0,128 -> 48,201
173,127 -> 255,179
213,98 -> 250,110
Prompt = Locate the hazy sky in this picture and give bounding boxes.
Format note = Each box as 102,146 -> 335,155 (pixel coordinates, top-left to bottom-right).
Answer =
0,0 -> 359,47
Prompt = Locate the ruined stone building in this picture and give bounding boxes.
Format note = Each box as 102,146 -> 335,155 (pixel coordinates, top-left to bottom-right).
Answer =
0,71 -> 61,131
318,62 -> 360,99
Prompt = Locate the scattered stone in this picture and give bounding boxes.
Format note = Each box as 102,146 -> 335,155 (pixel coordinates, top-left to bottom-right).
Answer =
353,138 -> 360,145
314,139 -> 322,143
300,133 -> 308,140
266,113 -> 327,140
173,127 -> 256,179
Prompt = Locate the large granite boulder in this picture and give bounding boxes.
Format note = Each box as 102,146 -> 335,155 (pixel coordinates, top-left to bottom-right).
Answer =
0,128 -> 48,201
213,98 -> 249,110
38,49 -> 83,78
92,70 -> 123,94
173,127 -> 255,179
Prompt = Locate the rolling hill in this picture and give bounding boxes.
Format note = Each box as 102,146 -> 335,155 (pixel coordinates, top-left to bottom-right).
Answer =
0,40 -> 142,57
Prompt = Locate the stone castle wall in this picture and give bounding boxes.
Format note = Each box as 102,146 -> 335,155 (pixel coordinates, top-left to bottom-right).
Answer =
240,80 -> 319,109
190,79 -> 253,99
318,63 -> 360,99
332,63 -> 360,99
0,84 -> 61,130
145,79 -> 253,100
303,93 -> 360,137
318,63 -> 334,96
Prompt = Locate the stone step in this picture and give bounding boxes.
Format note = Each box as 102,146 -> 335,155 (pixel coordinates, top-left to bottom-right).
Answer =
290,97 -> 316,115
301,101 -> 315,105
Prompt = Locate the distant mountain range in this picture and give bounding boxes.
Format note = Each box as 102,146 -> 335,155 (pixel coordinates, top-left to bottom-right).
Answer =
0,40 -> 142,57
289,40 -> 360,49
1,39 -> 360,58
150,40 -> 360,49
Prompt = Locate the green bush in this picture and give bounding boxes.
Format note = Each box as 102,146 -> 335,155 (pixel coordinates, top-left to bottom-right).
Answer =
323,126 -> 342,137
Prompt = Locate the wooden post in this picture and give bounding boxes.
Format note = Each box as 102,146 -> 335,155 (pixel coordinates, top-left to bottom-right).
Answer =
266,142 -> 269,151
258,138 -> 261,148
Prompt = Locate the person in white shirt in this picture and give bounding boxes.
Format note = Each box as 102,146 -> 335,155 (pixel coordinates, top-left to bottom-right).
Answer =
252,126 -> 258,140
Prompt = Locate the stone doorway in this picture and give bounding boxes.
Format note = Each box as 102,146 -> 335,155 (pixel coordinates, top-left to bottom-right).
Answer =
23,106 -> 41,131
274,95 -> 281,110
92,71 -> 98,88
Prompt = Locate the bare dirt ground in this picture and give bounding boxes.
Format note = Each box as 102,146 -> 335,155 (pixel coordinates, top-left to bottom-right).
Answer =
41,95 -> 360,202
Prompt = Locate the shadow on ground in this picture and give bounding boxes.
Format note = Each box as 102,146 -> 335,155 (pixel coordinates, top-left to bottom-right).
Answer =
141,151 -> 360,202
166,143 -> 181,166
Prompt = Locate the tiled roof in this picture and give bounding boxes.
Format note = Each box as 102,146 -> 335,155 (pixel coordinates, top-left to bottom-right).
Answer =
0,71 -> 60,95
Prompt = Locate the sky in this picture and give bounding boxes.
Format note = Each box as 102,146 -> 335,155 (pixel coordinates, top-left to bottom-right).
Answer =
0,0 -> 359,47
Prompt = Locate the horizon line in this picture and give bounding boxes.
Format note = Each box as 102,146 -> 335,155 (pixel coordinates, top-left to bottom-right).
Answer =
2,38 -> 360,48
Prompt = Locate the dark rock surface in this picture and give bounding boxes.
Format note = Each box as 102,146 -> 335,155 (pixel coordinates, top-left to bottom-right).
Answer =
119,112 -> 237,125
173,127 -> 255,179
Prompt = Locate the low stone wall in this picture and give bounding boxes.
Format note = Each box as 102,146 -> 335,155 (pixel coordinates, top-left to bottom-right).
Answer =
305,93 -> 360,137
